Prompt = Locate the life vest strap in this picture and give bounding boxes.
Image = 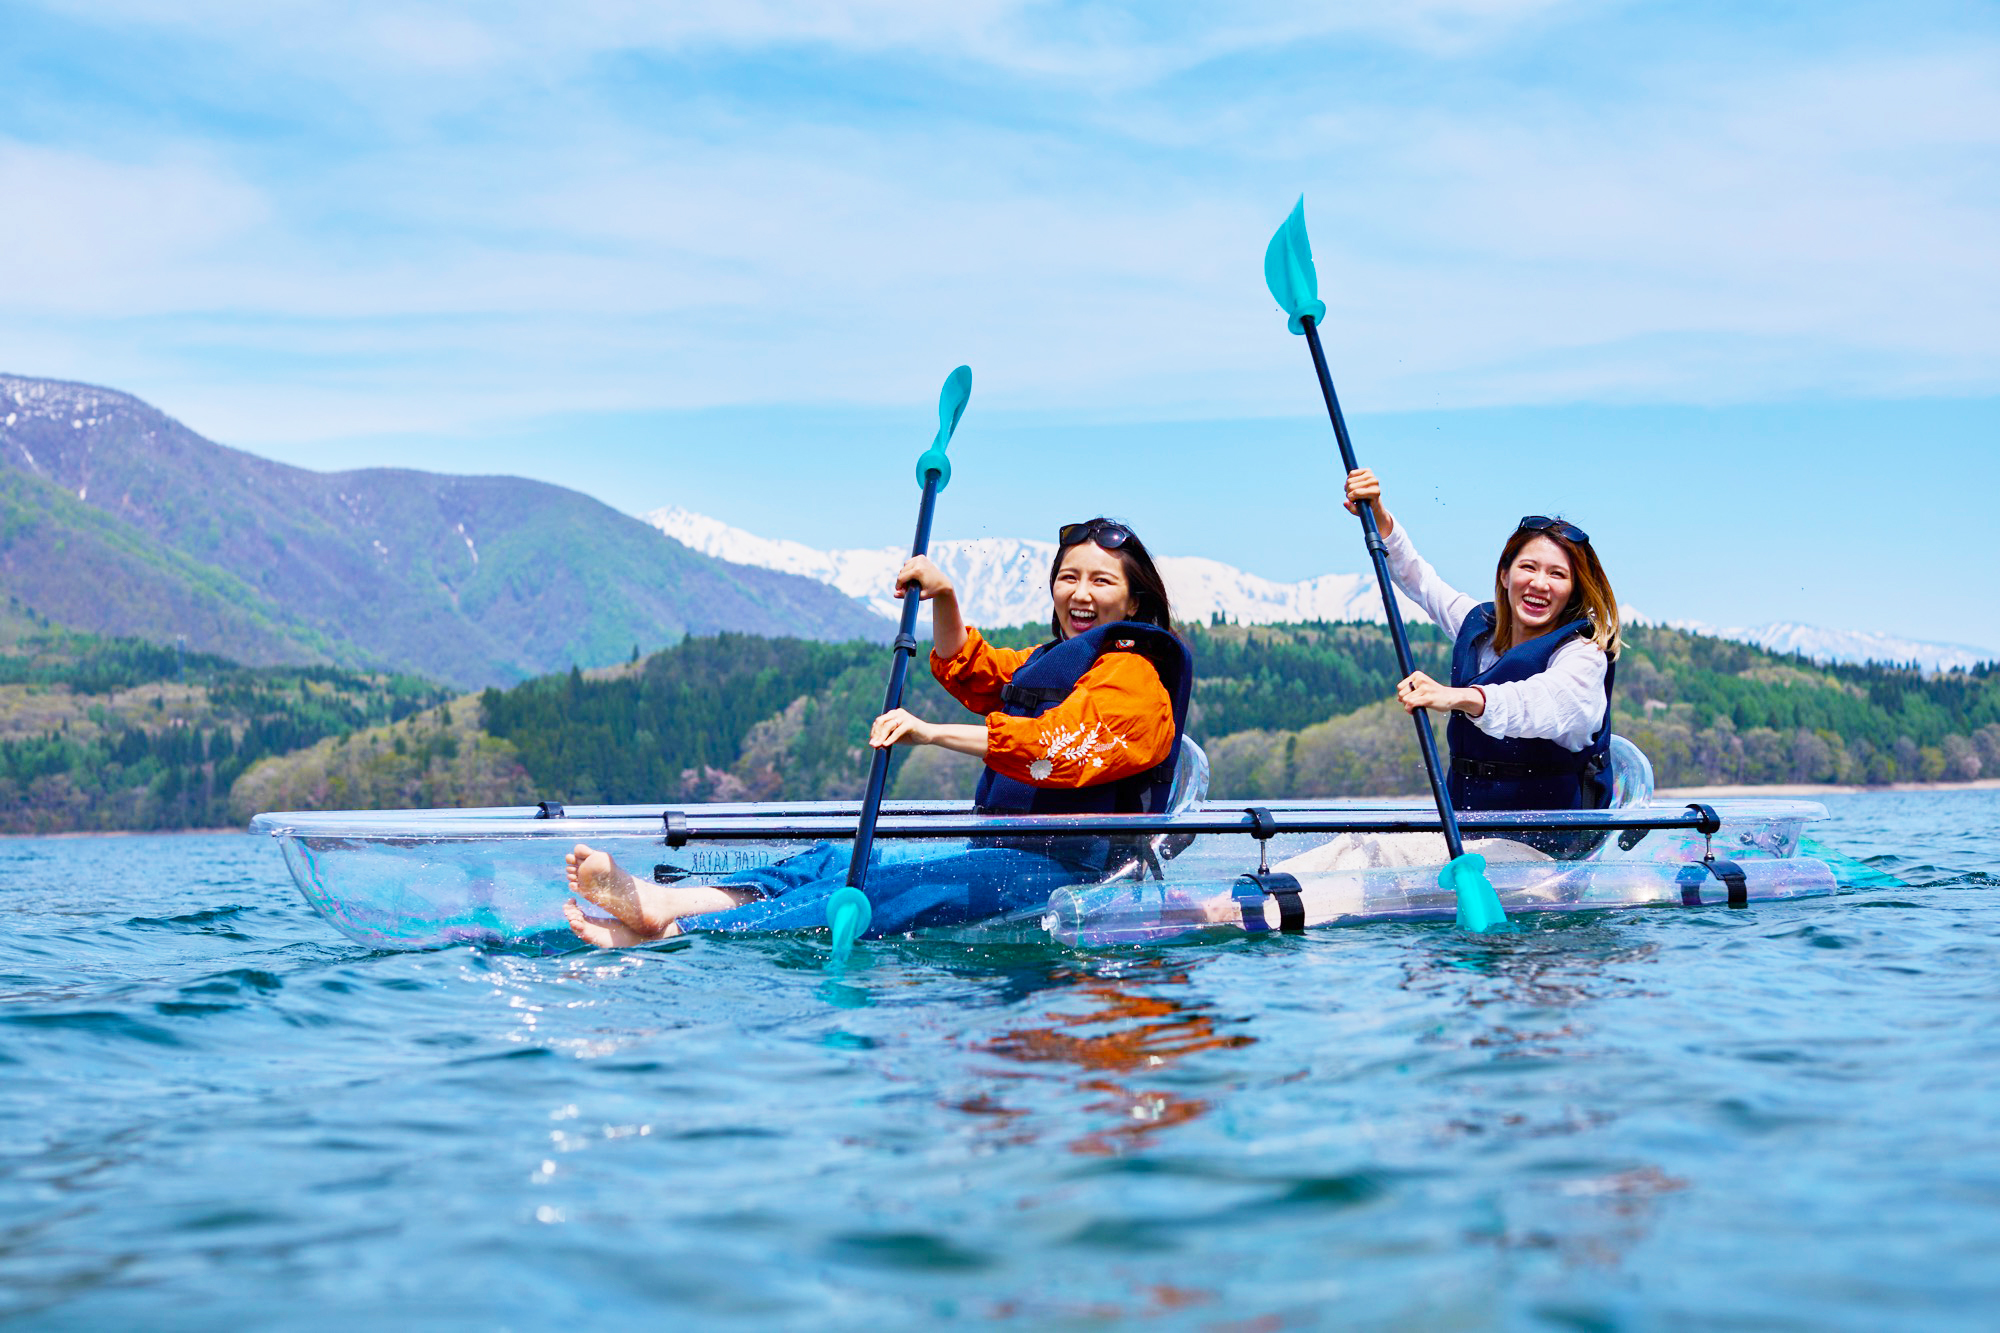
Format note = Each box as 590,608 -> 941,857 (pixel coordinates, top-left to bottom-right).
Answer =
998,680 -> 1071,711
1452,752 -> 1594,781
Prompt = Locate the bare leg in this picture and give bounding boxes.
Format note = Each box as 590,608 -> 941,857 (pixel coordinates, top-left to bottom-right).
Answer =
564,843 -> 761,944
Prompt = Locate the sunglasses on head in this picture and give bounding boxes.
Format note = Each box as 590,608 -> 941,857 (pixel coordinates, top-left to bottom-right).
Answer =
1058,519 -> 1134,550
1517,515 -> 1591,546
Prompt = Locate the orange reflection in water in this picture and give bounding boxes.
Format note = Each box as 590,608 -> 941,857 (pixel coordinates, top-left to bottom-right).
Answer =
963,968 -> 1254,1156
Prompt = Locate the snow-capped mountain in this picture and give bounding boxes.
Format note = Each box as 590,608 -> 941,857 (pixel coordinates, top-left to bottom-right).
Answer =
1661,620 -> 1996,673
646,506 -> 1404,629
648,507 -> 1997,672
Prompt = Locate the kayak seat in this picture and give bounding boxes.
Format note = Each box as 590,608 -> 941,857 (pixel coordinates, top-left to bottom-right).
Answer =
1091,738 -> 1210,885
1607,734 -> 1654,809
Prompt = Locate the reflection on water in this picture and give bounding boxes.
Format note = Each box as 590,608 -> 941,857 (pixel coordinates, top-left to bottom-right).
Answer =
1393,925 -> 1696,1275
1405,922 -> 1664,1012
961,960 -> 1253,1156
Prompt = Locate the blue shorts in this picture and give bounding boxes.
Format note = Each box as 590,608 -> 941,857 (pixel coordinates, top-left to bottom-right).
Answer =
678,839 -> 1106,937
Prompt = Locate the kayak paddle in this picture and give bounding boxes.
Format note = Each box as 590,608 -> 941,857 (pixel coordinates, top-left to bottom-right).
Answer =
828,364 -> 974,960
1263,198 -> 1511,933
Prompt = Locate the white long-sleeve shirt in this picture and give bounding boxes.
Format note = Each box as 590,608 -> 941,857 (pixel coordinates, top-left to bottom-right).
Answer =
1381,521 -> 1608,752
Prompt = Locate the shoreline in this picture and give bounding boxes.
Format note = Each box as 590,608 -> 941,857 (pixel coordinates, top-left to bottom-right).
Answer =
1,826 -> 247,840
1657,778 -> 2000,797
8,778 -> 1999,838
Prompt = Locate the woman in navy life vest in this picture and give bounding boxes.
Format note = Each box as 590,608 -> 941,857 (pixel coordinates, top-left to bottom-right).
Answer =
1342,467 -> 1622,855
561,518 -> 1192,948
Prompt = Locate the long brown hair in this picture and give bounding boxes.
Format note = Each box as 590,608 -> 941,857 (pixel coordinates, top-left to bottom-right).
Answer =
1049,518 -> 1176,639
1491,524 -> 1621,658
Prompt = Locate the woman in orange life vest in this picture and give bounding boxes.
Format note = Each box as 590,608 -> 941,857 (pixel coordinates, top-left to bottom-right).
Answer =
562,517 -> 1191,947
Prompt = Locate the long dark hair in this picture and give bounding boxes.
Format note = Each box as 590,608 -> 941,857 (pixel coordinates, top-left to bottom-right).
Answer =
1048,517 -> 1176,639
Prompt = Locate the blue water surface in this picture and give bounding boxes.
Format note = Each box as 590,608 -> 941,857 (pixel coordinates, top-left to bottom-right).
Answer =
3,791 -> 1998,1330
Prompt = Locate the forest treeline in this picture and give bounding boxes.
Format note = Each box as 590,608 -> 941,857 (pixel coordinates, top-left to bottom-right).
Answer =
8,610 -> 1999,831
473,622 -> 2000,804
0,610 -> 450,833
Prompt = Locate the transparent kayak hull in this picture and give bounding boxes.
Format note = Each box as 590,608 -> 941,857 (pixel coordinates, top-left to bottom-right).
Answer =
252,796 -> 1844,953
1046,855 -> 1841,947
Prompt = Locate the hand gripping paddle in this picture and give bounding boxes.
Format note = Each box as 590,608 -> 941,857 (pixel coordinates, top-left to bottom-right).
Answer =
828,365 -> 974,961
1263,200 -> 1510,933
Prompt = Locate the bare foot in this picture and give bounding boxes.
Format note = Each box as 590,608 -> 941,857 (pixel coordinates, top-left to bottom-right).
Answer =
565,843 -> 676,937
565,898 -> 677,949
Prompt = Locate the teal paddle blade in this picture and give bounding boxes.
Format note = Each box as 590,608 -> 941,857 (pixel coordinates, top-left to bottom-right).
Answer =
1263,196 -> 1327,335
1441,852 -> 1514,933
827,885 -> 873,963
915,364 -> 972,490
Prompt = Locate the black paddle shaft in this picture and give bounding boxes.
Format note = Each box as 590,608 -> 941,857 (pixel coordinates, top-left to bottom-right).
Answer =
1300,315 -> 1467,861
845,469 -> 945,888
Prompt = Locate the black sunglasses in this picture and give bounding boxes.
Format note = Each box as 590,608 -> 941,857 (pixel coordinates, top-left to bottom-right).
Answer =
1517,515 -> 1591,546
1058,519 -> 1134,550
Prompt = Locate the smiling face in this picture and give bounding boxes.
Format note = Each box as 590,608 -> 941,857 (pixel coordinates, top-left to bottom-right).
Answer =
1051,541 -> 1138,639
1503,534 -> 1576,640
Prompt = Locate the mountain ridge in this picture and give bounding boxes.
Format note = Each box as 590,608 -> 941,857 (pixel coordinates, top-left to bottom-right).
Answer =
2,374 -> 890,687
648,505 -> 1994,672
646,504 -> 1408,631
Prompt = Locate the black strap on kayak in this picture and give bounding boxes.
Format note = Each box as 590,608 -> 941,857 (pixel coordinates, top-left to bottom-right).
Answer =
1676,857 -> 1749,908
1234,871 -> 1306,934
661,810 -> 689,848
536,800 -> 564,819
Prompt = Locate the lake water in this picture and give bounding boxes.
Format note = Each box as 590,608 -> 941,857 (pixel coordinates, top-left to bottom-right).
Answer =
3,790 -> 1998,1330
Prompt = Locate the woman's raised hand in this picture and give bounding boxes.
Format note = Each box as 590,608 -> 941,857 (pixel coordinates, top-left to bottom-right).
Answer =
892,555 -> 954,602
869,708 -> 934,750
1342,468 -> 1395,537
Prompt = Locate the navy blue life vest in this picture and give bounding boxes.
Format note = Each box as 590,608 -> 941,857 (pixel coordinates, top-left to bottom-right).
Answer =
1444,603 -> 1616,813
970,621 -> 1192,816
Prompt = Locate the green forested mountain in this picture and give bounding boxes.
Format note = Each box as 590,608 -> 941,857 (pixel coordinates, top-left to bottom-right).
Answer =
1,373 -> 888,688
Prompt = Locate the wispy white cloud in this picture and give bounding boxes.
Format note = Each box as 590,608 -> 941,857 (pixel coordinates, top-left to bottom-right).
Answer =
0,140 -> 271,314
30,0 -> 1584,81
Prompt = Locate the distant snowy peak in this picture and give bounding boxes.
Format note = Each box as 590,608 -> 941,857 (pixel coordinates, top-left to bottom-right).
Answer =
647,507 -> 1996,671
645,506 -> 1402,628
1661,619 -> 1996,673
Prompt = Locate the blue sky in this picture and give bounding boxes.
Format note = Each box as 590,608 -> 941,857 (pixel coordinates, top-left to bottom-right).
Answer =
2,1 -> 1996,648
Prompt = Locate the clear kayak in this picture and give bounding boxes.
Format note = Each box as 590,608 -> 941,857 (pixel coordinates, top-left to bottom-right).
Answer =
250,736 -> 1871,952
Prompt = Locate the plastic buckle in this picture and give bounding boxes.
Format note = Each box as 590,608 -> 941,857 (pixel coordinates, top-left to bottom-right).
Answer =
1246,806 -> 1278,874
535,800 -> 564,820
1684,802 -> 1721,860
